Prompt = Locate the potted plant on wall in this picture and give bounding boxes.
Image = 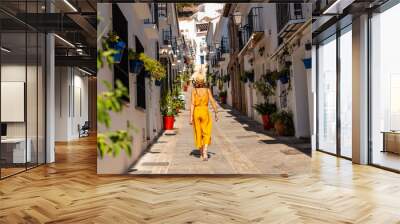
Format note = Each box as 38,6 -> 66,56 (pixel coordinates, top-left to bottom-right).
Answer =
160,91 -> 176,130
254,102 -> 277,130
219,90 -> 227,104
139,53 -> 166,84
278,68 -> 290,84
240,73 -> 248,83
271,110 -> 295,136
128,49 -> 144,74
106,31 -> 126,64
245,70 -> 255,83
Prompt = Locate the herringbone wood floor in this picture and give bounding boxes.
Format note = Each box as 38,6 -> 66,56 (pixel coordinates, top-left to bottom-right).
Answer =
1,136 -> 400,223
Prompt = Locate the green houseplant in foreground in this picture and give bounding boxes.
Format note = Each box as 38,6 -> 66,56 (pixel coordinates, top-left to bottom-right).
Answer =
271,110 -> 294,136
97,80 -> 136,158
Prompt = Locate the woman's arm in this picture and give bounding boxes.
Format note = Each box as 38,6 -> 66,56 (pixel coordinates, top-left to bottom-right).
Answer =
208,89 -> 218,121
189,90 -> 195,125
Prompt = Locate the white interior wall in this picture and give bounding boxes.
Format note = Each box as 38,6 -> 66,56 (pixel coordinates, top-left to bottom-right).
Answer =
54,67 -> 89,141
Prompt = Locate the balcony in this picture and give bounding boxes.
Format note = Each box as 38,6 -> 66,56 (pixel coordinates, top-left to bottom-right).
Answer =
162,28 -> 172,46
276,3 -> 307,40
239,7 -> 264,55
158,3 -> 168,20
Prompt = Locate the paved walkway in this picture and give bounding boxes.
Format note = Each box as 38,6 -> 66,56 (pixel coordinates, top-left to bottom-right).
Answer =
129,93 -> 311,175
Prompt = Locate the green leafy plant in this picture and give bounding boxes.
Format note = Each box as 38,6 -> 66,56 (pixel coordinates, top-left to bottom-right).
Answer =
254,76 -> 275,100
271,110 -> 295,136
160,91 -> 177,116
139,53 -> 166,81
253,102 -> 277,115
97,80 -> 136,158
128,48 -> 140,60
97,31 -> 121,69
97,17 -> 135,159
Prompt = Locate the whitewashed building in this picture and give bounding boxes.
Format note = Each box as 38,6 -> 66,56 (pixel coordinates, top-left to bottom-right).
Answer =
97,3 -> 183,174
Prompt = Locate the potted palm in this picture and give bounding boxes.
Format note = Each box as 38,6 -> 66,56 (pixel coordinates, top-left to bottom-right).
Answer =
160,91 -> 176,130
271,110 -> 294,136
219,91 -> 227,104
128,49 -> 144,74
106,32 -> 126,63
254,102 -> 277,130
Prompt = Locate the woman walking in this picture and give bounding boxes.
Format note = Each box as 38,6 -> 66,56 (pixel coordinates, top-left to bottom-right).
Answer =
189,76 -> 218,161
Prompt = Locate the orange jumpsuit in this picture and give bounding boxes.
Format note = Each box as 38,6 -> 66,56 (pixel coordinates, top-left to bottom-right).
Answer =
192,89 -> 214,148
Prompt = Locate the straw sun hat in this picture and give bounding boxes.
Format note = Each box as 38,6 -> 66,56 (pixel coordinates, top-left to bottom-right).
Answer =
193,75 -> 207,88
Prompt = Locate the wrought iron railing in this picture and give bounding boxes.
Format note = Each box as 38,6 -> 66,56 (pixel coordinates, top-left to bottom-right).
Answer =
247,7 -> 263,33
162,28 -> 172,45
276,3 -> 305,33
220,37 -> 229,54
158,3 -> 167,18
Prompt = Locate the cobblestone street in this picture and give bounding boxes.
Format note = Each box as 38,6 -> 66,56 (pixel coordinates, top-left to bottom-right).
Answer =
130,91 -> 311,175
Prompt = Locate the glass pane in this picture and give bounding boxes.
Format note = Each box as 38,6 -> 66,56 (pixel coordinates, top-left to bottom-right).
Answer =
317,35 -> 337,154
1,31 -> 27,177
340,27 -> 352,158
371,4 -> 400,171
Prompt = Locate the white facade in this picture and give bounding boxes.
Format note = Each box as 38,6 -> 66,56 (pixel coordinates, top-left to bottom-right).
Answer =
97,3 -> 182,174
211,3 -> 313,138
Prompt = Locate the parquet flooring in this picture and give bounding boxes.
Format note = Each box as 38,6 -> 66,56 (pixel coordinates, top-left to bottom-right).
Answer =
1,135 -> 400,223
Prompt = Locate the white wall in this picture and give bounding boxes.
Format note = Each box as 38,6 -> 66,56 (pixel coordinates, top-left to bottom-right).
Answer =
97,3 -> 164,174
54,67 -> 89,141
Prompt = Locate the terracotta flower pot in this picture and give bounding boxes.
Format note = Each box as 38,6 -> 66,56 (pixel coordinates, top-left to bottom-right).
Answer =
163,116 -> 174,130
261,114 -> 273,130
274,120 -> 285,136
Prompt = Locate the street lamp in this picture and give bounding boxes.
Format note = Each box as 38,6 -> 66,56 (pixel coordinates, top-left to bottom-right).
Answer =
232,12 -> 242,25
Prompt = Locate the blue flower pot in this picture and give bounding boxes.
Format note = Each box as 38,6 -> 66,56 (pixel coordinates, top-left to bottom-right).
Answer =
144,71 -> 151,78
279,75 -> 289,84
155,80 -> 161,86
110,40 -> 126,63
302,58 -> 312,69
129,59 -> 144,74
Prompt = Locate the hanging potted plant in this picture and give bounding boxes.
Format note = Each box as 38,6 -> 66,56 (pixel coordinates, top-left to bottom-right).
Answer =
240,73 -> 248,83
302,58 -> 312,69
155,80 -> 162,86
128,49 -> 144,74
271,110 -> 295,136
254,102 -> 277,130
160,91 -> 176,130
279,68 -> 290,84
106,32 -> 126,64
219,90 -> 227,104
245,70 -> 255,83
139,53 -> 166,81
305,41 -> 312,51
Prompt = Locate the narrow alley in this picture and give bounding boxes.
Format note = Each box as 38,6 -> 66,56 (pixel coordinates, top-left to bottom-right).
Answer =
130,87 -> 310,175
